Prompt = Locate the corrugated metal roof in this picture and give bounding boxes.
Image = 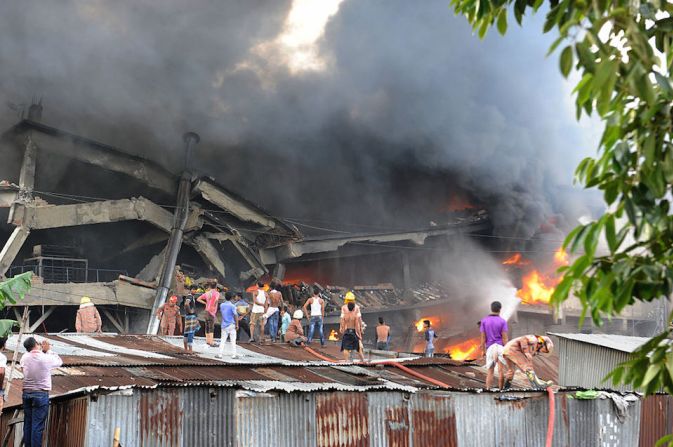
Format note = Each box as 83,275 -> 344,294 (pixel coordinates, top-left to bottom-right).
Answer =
549,332 -> 649,353
0,333 -> 571,414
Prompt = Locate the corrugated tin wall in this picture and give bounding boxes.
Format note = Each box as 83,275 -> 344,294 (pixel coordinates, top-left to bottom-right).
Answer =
640,395 -> 673,447
557,338 -> 632,391
46,396 -> 88,447
6,386 -> 645,446
87,391 -> 141,447
182,387 -> 235,447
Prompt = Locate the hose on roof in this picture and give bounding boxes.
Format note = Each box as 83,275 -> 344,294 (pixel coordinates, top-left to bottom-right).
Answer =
546,386 -> 555,447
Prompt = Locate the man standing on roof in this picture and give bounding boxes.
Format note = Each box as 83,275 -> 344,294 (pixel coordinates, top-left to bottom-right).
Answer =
156,295 -> 183,336
21,337 -> 62,447
197,281 -> 220,346
502,335 -> 554,389
480,300 -> 509,389
264,281 -> 284,343
234,291 -> 251,341
376,317 -> 391,351
303,286 -> 325,346
340,294 -> 366,362
250,281 -> 268,343
75,296 -> 102,333
183,285 -> 201,351
217,292 -> 239,359
423,320 -> 437,357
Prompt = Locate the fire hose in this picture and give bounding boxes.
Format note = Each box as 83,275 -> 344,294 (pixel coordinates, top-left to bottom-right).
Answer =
546,386 -> 555,447
302,346 -> 451,389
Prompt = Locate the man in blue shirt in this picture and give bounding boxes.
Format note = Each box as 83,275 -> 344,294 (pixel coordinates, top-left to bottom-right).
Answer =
217,292 -> 239,359
423,320 -> 437,357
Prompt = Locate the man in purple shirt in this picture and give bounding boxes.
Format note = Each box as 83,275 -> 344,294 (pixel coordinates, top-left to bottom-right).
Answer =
20,337 -> 63,447
480,301 -> 509,389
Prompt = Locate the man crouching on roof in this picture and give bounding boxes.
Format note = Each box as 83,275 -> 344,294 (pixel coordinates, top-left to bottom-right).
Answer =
502,335 -> 554,389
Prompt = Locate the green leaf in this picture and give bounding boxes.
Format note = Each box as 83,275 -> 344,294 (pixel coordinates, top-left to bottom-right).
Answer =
560,45 -> 573,78
655,72 -> 673,99
497,9 -> 508,35
605,214 -> 617,253
0,320 -> 17,338
0,272 -> 33,310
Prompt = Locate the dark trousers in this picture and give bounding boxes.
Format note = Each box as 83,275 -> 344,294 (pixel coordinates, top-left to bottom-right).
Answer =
23,391 -> 49,447
237,319 -> 251,341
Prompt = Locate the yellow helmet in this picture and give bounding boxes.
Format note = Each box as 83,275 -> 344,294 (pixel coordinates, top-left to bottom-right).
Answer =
344,292 -> 356,303
80,296 -> 91,305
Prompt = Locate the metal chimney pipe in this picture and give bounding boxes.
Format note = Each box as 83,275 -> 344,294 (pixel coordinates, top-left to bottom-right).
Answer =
147,132 -> 200,335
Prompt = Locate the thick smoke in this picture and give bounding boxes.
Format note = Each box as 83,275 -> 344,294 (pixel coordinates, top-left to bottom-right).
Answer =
0,0 -> 596,237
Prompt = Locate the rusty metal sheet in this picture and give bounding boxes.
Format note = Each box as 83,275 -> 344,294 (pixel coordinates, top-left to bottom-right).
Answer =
640,395 -> 673,447
87,391 -> 141,447
316,391 -> 370,447
139,389 -> 183,447
411,391 -> 457,447
46,396 -> 88,447
368,392 -> 410,447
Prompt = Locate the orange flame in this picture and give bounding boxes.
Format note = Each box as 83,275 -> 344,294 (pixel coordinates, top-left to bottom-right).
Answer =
554,247 -> 569,266
446,338 -> 481,361
415,317 -> 439,332
328,329 -> 339,341
502,253 -> 531,266
516,270 -> 558,305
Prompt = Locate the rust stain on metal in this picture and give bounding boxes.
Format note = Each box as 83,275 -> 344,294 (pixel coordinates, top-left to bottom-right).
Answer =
316,392 -> 370,447
412,394 -> 457,447
47,396 -> 88,447
140,389 -> 182,447
561,394 -> 569,429
385,405 -> 410,447
640,395 -> 673,447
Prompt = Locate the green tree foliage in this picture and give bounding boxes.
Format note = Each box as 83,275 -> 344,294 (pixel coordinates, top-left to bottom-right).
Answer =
450,0 -> 673,396
0,272 -> 32,337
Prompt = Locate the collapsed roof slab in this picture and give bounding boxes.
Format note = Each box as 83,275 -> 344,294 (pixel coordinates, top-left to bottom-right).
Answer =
261,221 -> 491,264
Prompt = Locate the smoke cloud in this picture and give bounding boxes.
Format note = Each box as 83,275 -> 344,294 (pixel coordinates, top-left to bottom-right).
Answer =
0,0 -> 597,238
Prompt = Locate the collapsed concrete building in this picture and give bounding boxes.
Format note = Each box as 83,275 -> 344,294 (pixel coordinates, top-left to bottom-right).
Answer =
0,114 -> 500,336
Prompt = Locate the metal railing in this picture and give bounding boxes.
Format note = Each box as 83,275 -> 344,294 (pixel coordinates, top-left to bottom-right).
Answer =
8,265 -> 128,284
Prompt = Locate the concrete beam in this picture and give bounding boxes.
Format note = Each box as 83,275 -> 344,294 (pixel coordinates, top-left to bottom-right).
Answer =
10,280 -> 156,308
193,179 -> 276,229
25,129 -> 176,194
12,197 -> 174,232
0,226 -> 30,277
261,222 -> 491,263
19,136 -> 37,193
135,247 -> 166,283
189,234 -> 226,279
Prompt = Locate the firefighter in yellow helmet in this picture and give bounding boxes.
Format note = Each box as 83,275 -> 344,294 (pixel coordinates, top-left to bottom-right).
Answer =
502,335 -> 554,389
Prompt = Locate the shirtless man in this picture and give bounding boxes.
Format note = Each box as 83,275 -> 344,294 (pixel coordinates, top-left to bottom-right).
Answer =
264,282 -> 284,343
340,295 -> 366,362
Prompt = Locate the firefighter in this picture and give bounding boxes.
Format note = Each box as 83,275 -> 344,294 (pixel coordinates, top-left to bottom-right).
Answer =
502,335 -> 554,389
156,295 -> 183,336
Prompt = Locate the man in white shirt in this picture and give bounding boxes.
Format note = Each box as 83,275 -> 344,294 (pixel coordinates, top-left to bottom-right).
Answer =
250,282 -> 268,343
303,287 -> 326,346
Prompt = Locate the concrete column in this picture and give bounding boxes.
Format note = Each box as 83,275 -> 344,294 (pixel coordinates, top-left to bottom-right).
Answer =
0,226 -> 30,277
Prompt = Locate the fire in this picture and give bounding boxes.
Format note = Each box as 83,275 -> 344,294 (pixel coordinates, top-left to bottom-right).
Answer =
328,329 -> 339,341
447,338 -> 481,361
415,317 -> 439,332
554,247 -> 569,266
516,270 -> 558,305
502,253 -> 530,266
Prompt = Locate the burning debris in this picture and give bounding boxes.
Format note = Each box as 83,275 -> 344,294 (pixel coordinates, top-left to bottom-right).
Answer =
503,246 -> 570,306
